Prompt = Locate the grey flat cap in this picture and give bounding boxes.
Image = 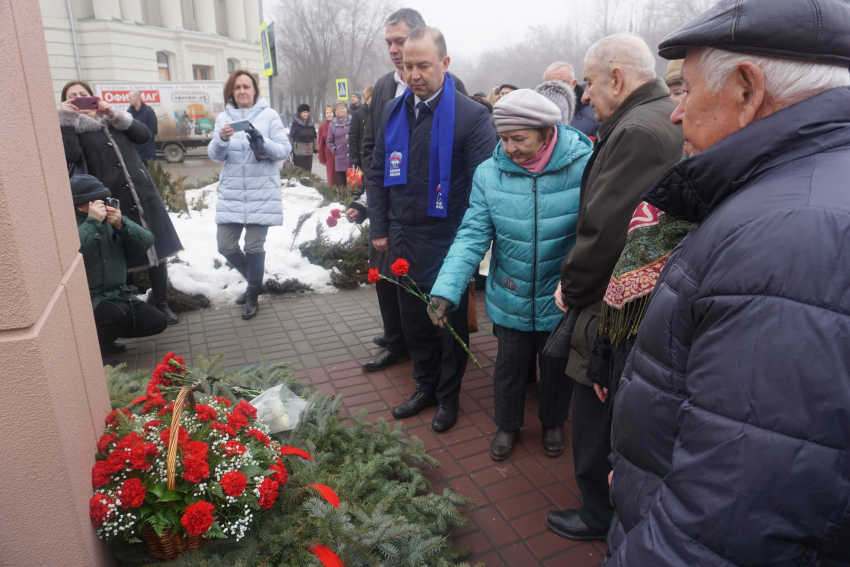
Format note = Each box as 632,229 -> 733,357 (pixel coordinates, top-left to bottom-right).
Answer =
658,0 -> 850,67
493,89 -> 562,133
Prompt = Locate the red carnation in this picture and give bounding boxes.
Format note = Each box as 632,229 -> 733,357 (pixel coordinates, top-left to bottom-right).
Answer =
105,409 -> 133,428
162,352 -> 185,367
258,477 -> 280,509
212,422 -> 237,437
117,432 -> 144,450
330,209 -> 341,219
220,470 -> 248,497
326,216 -> 338,227
97,433 -> 117,454
118,478 -> 146,508
143,419 -> 161,432
246,428 -> 271,446
143,392 -> 166,414
367,268 -> 380,284
183,453 -> 210,483
194,404 -> 217,422
234,400 -> 258,420
212,397 -> 232,407
269,458 -> 288,484
184,440 -> 209,456
180,501 -> 215,536
103,449 -> 130,474
222,439 -> 247,458
89,493 -> 115,527
227,411 -> 249,431
129,442 -> 158,470
151,363 -> 171,387
92,461 -> 111,487
157,401 -> 176,417
391,258 -> 410,276
160,426 -> 190,447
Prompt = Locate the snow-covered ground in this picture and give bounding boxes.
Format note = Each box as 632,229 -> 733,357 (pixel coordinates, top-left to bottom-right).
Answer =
163,181 -> 365,306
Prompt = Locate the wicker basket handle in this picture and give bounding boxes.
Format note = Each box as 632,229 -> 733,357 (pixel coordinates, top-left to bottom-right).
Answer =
166,387 -> 196,491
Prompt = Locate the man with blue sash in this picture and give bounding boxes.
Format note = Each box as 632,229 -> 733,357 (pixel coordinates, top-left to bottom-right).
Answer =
369,26 -> 496,432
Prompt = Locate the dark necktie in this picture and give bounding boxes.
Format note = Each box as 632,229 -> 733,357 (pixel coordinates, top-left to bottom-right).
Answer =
415,101 -> 429,126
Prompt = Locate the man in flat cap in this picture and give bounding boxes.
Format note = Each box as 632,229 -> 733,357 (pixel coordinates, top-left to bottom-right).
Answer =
606,0 -> 850,564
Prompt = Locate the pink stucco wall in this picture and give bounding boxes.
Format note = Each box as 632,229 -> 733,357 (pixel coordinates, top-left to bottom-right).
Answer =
0,0 -> 115,564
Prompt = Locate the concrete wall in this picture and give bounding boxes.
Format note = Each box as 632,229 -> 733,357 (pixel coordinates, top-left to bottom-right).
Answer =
0,0 -> 114,565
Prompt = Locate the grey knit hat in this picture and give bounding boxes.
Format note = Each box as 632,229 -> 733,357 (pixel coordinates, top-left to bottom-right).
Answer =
70,174 -> 111,205
535,80 -> 576,124
492,89 -> 562,133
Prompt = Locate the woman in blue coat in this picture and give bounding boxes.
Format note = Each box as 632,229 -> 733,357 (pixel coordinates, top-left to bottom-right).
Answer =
429,90 -> 592,461
208,70 -> 291,319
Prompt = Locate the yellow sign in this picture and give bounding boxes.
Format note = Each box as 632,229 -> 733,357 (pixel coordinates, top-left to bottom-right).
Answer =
336,79 -> 349,101
260,22 -> 273,77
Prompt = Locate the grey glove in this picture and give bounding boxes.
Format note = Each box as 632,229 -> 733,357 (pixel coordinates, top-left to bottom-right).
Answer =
427,296 -> 453,328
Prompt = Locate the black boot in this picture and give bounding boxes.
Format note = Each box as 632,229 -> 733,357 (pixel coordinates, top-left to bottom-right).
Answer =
242,251 -> 265,320
223,251 -> 249,305
150,264 -> 178,325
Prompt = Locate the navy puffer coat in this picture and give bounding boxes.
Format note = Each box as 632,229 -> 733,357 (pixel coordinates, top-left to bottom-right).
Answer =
608,86 -> 850,566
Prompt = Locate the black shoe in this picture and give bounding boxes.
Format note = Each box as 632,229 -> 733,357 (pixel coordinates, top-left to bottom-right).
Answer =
490,429 -> 520,461
361,350 -> 410,371
391,386 -> 437,419
235,291 -> 247,305
432,401 -> 459,432
242,251 -> 265,320
372,334 -> 389,348
156,303 -> 179,325
542,425 -> 566,457
109,342 -> 127,354
102,357 -> 122,368
546,509 -> 607,541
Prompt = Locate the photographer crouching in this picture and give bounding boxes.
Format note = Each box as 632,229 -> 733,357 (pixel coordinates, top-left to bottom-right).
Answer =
72,174 -> 168,366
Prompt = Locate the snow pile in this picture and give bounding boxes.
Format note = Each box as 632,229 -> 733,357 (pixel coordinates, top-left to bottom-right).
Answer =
164,181 -> 364,306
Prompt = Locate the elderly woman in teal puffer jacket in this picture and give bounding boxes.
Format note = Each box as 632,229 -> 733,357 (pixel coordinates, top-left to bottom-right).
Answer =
429,89 -> 592,462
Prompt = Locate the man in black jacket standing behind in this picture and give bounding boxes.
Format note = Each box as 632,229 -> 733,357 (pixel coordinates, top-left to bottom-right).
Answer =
370,26 -> 494,432
127,90 -> 158,163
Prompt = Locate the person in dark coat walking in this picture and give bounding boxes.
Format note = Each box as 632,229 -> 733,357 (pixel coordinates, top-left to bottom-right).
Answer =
348,86 -> 372,170
288,103 -> 317,172
544,34 -> 683,543
370,26 -> 496,432
359,7 -> 467,374
127,90 -> 158,163
59,80 -> 183,327
606,1 -> 850,564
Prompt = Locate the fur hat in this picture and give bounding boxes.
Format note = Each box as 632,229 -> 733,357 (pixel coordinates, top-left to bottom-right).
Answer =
70,174 -> 111,205
493,89 -> 562,133
332,100 -> 348,112
296,103 -> 310,114
534,80 -> 576,124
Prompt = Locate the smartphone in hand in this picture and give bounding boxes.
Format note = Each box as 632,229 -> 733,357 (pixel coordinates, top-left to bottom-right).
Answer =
228,119 -> 251,132
72,96 -> 100,110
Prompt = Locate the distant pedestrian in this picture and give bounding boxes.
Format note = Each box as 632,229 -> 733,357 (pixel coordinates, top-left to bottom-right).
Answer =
543,61 -> 601,137
498,84 -> 518,99
665,58 -> 685,103
127,90 -> 158,163
284,108 -> 292,128
348,86 -> 373,170
326,100 -> 351,187
288,103 -> 317,172
317,105 -> 338,186
349,91 -> 363,114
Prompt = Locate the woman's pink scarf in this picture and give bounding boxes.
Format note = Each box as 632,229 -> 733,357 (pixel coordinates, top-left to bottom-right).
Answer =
519,127 -> 558,173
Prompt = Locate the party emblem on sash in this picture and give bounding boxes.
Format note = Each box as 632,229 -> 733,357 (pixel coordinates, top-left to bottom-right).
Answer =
435,184 -> 444,210
389,151 -> 403,177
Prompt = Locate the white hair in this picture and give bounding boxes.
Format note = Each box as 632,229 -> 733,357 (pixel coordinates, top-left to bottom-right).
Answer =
692,47 -> 850,107
585,33 -> 656,81
544,61 -> 575,81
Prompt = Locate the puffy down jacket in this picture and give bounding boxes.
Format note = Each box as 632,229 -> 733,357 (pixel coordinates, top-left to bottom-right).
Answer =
431,123 -> 592,332
208,97 -> 291,225
607,87 -> 850,567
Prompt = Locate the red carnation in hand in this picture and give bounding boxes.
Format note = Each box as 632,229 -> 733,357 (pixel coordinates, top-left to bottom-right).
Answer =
89,493 -> 115,527
330,209 -> 342,219
183,453 -> 210,483
97,433 -> 117,454
129,442 -> 158,471
234,400 -> 258,420
391,258 -> 410,276
326,216 -> 338,227
212,397 -> 233,407
117,432 -> 144,450
181,501 -> 215,535
160,426 -> 190,447
367,268 -> 380,284
269,458 -> 288,484
258,477 -> 280,509
194,404 -> 217,422
246,428 -> 271,446
118,478 -> 146,508
220,470 -> 248,497
212,422 -> 237,437
92,461 -> 111,487
222,439 -> 247,458
103,449 -> 130,474
227,411 -> 249,431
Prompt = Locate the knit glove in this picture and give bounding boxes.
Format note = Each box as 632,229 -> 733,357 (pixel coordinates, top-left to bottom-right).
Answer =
427,296 -> 453,328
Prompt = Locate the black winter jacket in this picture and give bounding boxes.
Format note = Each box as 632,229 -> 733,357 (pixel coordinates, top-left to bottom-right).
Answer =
60,108 -> 182,270
348,104 -> 368,168
369,87 -> 495,287
127,102 -> 158,162
607,87 -> 850,567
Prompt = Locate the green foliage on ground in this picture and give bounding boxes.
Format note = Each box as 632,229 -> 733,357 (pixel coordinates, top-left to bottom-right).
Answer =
131,268 -> 212,312
299,224 -> 370,289
104,358 -> 482,567
147,161 -> 189,214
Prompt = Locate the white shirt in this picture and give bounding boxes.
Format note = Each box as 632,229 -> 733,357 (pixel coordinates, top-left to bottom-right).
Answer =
413,88 -> 443,120
393,70 -> 406,98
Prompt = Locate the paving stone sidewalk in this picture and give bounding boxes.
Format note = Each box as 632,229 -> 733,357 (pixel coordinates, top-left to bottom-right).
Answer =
113,288 -> 606,566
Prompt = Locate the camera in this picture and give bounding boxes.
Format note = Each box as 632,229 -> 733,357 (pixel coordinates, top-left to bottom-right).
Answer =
105,197 -> 119,209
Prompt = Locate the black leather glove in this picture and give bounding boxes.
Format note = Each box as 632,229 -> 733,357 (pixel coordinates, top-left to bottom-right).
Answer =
427,296 -> 453,328
246,124 -> 269,161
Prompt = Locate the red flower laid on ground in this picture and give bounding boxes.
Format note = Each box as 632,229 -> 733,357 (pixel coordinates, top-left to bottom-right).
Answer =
258,477 -> 280,509
269,458 -> 288,484
89,493 -> 115,527
234,399 -> 258,420
310,544 -> 344,567
220,470 -> 248,497
367,268 -> 380,284
391,258 -> 409,276
227,411 -> 249,431
118,478 -> 146,508
194,404 -> 217,421
330,209 -> 341,219
181,501 -> 215,535
326,216 -> 338,227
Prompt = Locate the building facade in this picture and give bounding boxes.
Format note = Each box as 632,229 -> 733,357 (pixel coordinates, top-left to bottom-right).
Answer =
41,0 -> 265,103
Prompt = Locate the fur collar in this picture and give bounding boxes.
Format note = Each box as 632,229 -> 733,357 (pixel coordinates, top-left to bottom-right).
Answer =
57,108 -> 134,133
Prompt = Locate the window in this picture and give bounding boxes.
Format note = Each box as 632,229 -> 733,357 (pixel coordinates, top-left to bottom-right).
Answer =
227,58 -> 239,74
157,52 -> 170,81
193,65 -> 213,81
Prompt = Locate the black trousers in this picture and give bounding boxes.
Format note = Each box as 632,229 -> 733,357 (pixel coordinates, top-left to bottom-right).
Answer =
94,301 -> 168,354
127,263 -> 169,303
572,381 -> 614,533
375,278 -> 407,354
397,282 -> 469,404
492,324 -> 573,430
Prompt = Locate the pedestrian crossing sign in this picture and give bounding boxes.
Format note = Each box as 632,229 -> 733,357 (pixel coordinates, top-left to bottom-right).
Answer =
336,79 -> 349,101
